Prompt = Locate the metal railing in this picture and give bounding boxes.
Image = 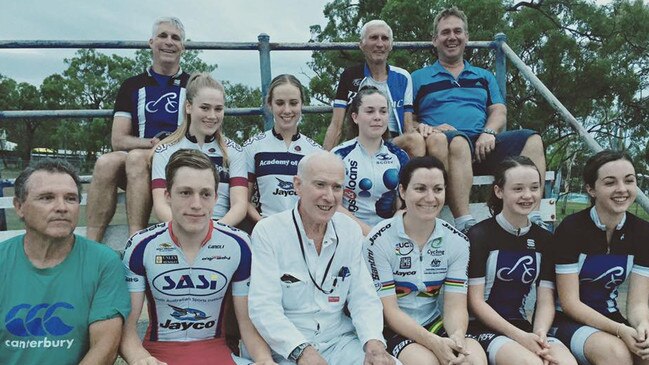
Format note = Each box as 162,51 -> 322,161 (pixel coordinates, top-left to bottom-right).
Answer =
1,33 -> 648,215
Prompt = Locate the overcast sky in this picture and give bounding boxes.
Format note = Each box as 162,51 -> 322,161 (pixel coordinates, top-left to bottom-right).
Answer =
0,0 -> 331,88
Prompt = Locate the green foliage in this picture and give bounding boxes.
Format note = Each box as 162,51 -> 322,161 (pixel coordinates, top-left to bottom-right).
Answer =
308,0 -> 649,191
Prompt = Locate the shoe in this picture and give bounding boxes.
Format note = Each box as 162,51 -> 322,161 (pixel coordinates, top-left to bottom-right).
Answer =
460,218 -> 477,235
530,214 -> 553,232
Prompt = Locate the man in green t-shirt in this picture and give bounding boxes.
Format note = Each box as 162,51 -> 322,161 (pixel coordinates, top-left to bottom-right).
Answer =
0,159 -> 130,365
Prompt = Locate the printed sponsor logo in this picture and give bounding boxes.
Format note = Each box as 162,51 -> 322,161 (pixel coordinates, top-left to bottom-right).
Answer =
427,248 -> 445,256
169,305 -> 210,321
155,255 -> 179,264
376,153 -> 392,161
272,177 -> 297,196
152,268 -> 228,296
3,302 -> 75,350
368,223 -> 391,245
430,237 -> 443,248
583,266 -> 625,289
156,242 -> 175,252
126,277 -> 139,282
346,160 -> 359,212
399,257 -> 412,269
207,244 -> 224,249
394,270 -> 416,277
430,258 -> 442,267
395,241 -> 414,256
201,255 -> 231,261
145,92 -> 179,114
526,239 -> 536,249
367,249 -> 380,281
497,256 -> 536,284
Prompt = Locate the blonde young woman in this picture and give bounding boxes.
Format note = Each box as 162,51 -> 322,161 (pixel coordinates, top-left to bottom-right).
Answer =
151,72 -> 248,226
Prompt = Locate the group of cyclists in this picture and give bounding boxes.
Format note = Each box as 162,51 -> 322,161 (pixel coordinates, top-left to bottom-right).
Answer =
2,5 -> 648,365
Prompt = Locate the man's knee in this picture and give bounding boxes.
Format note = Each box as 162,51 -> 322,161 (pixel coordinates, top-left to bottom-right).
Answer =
448,135 -> 471,158
523,133 -> 544,152
126,149 -> 153,174
92,152 -> 126,182
425,133 -> 448,155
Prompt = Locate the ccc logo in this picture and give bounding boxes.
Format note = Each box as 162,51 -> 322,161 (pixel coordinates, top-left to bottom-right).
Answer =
5,302 -> 74,337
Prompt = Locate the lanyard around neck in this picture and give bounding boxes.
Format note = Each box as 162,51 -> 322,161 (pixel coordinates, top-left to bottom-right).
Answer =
291,209 -> 339,295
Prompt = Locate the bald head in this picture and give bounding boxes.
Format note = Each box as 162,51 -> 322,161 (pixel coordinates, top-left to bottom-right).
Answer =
297,151 -> 345,180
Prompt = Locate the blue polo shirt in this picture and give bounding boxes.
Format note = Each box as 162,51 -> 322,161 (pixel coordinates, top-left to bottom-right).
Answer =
412,60 -> 504,137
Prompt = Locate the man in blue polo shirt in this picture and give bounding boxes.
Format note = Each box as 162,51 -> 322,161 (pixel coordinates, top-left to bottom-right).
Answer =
412,6 -> 546,233
324,20 -> 425,157
85,17 -> 190,242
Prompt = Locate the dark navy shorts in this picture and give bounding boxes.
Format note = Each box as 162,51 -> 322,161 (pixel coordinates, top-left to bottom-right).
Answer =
467,319 -> 563,364
551,310 -> 628,365
443,129 -> 538,175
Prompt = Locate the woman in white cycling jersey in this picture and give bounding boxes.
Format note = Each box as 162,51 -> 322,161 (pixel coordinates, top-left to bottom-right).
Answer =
363,156 -> 486,365
465,156 -> 576,365
333,86 -> 409,235
151,73 -> 248,227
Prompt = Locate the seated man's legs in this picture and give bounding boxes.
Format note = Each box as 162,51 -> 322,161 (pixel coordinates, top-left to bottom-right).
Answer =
125,148 -> 154,235
445,133 -> 474,231
86,151 -> 127,242
392,132 -> 426,157
425,132 -> 449,166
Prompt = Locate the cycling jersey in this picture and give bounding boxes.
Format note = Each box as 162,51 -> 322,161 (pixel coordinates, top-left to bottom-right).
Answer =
363,213 -> 469,326
334,63 -> 413,135
123,220 -> 251,342
467,214 -> 554,321
113,67 -> 190,138
151,133 -> 247,219
332,139 -> 408,226
243,129 -> 321,217
554,207 -> 649,314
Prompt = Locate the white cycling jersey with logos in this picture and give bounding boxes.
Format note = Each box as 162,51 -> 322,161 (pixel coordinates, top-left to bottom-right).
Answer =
243,129 -> 322,217
151,135 -> 248,219
123,220 -> 251,342
332,139 -> 409,226
363,214 -> 469,326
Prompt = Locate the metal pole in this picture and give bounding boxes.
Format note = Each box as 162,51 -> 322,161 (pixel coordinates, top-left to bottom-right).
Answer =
501,41 -> 649,214
493,33 -> 507,102
258,33 -> 273,131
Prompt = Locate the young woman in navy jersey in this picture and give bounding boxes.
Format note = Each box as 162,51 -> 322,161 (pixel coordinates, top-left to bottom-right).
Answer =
553,150 -> 649,365
363,156 -> 486,365
466,156 -> 576,365
333,86 -> 409,235
243,74 -> 321,224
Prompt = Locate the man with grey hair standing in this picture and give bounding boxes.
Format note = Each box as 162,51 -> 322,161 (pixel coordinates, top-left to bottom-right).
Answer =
249,151 -> 398,365
323,20 -> 425,157
0,159 -> 130,364
86,17 -> 190,242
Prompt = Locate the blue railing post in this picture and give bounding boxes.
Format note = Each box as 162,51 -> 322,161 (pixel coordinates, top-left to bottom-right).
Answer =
258,33 -> 273,131
493,33 -> 507,102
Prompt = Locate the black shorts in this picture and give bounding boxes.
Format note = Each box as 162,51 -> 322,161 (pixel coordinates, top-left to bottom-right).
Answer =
384,316 -> 447,358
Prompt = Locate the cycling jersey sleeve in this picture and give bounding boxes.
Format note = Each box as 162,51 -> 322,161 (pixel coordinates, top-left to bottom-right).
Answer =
363,232 -> 396,298
151,144 -> 170,190
445,233 -> 469,294
466,225 -> 489,282
231,233 -> 252,297
553,216 -> 580,275
122,235 -> 147,293
227,142 -> 248,188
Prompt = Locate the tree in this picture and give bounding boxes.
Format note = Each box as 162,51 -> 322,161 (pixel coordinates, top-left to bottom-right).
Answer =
308,0 -> 649,182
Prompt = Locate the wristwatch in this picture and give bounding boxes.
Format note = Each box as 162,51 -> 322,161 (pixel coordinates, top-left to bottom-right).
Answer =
288,342 -> 311,362
483,128 -> 497,136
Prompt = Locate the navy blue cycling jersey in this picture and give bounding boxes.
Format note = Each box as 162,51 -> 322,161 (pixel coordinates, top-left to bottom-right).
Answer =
467,215 -> 554,321
554,208 -> 649,314
113,67 -> 190,138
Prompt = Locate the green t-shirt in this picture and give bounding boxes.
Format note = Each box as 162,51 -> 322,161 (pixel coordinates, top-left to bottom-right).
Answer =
0,234 -> 131,365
